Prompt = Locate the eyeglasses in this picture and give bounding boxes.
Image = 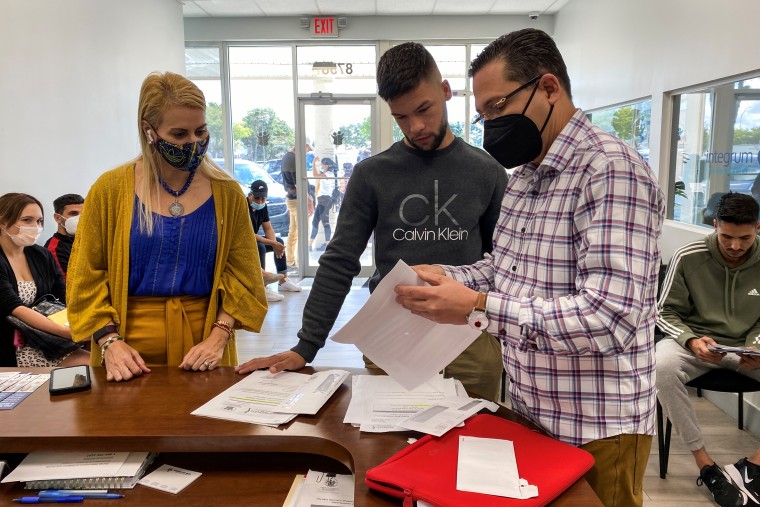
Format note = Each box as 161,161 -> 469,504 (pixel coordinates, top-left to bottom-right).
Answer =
471,75 -> 542,125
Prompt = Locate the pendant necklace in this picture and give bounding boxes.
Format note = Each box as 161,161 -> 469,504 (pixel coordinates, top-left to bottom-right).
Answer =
159,170 -> 196,217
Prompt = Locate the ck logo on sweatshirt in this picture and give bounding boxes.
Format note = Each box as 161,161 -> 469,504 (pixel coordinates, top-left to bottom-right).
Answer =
749,289 -> 760,296
393,180 -> 469,242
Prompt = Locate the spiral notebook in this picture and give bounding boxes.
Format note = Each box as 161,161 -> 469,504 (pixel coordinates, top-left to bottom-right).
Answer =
1,451 -> 157,490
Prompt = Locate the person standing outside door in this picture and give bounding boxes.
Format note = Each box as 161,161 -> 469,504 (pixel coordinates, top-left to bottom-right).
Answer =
281,142 -> 314,270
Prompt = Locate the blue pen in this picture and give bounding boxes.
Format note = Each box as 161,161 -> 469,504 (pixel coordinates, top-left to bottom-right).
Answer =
39,491 -> 124,499
38,490 -> 107,497
12,497 -> 84,504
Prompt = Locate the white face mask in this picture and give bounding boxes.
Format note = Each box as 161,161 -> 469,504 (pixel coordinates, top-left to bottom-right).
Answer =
5,226 -> 43,247
63,215 -> 79,236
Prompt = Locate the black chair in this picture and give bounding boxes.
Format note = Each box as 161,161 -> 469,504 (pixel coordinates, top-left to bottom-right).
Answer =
657,369 -> 760,478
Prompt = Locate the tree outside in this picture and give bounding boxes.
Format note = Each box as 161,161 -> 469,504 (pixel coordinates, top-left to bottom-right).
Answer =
241,107 -> 295,161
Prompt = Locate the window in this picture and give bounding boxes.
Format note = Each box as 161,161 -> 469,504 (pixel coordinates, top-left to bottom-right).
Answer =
185,46 -> 224,159
669,77 -> 760,226
296,45 -> 376,95
229,46 -> 295,173
588,99 -> 651,163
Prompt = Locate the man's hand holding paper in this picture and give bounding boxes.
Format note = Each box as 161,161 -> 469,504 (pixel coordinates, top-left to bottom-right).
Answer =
395,266 -> 479,325
330,260 -> 482,391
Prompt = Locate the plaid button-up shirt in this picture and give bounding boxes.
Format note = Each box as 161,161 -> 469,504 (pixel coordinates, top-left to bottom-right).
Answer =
445,109 -> 665,446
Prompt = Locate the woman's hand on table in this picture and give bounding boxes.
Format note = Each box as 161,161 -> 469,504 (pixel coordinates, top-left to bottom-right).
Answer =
179,328 -> 228,371
102,340 -> 151,382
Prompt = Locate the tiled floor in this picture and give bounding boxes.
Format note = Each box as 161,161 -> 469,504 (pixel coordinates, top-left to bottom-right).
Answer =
237,276 -> 760,506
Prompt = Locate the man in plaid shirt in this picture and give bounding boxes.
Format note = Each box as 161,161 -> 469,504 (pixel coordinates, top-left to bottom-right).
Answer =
396,29 -> 665,507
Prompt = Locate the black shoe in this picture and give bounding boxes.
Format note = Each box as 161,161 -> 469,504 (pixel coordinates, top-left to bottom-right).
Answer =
726,459 -> 760,504
697,463 -> 753,506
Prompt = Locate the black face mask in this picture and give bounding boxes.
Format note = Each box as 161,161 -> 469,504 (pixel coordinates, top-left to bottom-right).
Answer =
482,82 -> 554,169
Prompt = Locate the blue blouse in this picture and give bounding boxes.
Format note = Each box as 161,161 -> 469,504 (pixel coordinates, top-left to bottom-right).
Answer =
129,196 -> 217,297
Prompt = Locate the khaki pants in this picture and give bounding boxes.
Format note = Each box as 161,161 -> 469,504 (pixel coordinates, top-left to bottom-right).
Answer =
285,198 -> 298,266
363,331 -> 503,402
581,433 -> 652,507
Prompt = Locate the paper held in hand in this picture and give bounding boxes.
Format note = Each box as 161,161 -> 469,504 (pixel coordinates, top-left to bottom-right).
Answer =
330,260 -> 482,391
707,344 -> 760,357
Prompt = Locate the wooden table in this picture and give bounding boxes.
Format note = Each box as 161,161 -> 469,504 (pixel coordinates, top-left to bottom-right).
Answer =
0,367 -> 601,506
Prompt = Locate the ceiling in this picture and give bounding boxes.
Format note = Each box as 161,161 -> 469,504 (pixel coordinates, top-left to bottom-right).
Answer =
180,0 -> 570,17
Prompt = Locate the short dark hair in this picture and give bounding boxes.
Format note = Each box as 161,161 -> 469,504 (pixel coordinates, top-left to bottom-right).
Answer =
715,192 -> 760,225
53,194 -> 84,215
469,28 -> 572,99
377,42 -> 440,101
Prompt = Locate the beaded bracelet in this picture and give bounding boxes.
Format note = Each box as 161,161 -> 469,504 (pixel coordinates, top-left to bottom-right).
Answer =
211,320 -> 234,339
100,335 -> 125,365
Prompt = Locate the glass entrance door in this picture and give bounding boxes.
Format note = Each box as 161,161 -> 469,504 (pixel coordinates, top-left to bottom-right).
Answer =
295,99 -> 376,277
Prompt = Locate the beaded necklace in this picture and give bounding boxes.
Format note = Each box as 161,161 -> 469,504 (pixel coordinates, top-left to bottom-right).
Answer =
159,170 -> 196,217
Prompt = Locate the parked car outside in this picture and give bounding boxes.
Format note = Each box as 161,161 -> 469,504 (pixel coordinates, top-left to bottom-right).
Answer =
260,158 -> 283,184
213,158 -> 289,237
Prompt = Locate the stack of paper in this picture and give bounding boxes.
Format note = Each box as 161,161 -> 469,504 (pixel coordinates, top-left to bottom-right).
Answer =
345,375 -> 498,436
1,452 -> 155,490
192,370 -> 349,426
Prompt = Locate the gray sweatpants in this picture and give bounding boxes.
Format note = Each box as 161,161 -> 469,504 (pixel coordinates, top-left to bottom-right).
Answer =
655,338 -> 760,451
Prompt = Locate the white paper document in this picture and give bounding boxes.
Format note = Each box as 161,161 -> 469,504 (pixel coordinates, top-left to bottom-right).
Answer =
345,374 -> 462,433
2,452 -> 145,483
457,436 -> 538,500
292,469 -> 354,507
191,369 -> 349,426
396,397 -> 499,437
138,464 -> 202,494
331,260 -> 482,391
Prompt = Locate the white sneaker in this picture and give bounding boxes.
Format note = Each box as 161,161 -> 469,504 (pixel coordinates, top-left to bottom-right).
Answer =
265,288 -> 284,302
279,279 -> 303,292
262,271 -> 285,284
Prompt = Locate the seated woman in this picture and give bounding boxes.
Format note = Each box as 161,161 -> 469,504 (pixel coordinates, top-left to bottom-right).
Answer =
67,71 -> 267,382
0,193 -> 89,367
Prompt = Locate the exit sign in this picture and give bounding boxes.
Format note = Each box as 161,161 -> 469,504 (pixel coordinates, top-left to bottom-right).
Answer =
311,17 -> 338,37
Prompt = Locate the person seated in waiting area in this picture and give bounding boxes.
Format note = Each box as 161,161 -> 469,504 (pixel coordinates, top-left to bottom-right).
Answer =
0,193 -> 89,367
247,179 -> 302,303
66,71 -> 267,382
656,192 -> 760,506
44,193 -> 84,277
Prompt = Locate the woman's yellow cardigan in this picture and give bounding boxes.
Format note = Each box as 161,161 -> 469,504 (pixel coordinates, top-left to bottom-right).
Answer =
66,163 -> 267,366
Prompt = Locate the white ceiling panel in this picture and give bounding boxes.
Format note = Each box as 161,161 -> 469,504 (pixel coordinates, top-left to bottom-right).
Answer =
378,0 -> 437,15
182,0 -> 570,17
317,0 -> 377,16
256,0 -> 321,16
181,2 -> 210,17
433,0 -> 499,15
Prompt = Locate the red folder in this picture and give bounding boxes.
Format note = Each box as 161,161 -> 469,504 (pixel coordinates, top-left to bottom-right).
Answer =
366,413 -> 595,507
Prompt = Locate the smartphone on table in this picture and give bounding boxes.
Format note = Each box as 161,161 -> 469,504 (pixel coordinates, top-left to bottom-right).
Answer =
49,365 -> 91,396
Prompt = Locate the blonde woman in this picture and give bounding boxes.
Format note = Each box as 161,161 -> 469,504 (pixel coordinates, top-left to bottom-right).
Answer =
67,71 -> 267,382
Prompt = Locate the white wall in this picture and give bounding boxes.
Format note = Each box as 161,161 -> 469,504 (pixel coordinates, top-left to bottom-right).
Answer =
554,0 -> 760,261
0,0 -> 185,239
554,0 -> 760,429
